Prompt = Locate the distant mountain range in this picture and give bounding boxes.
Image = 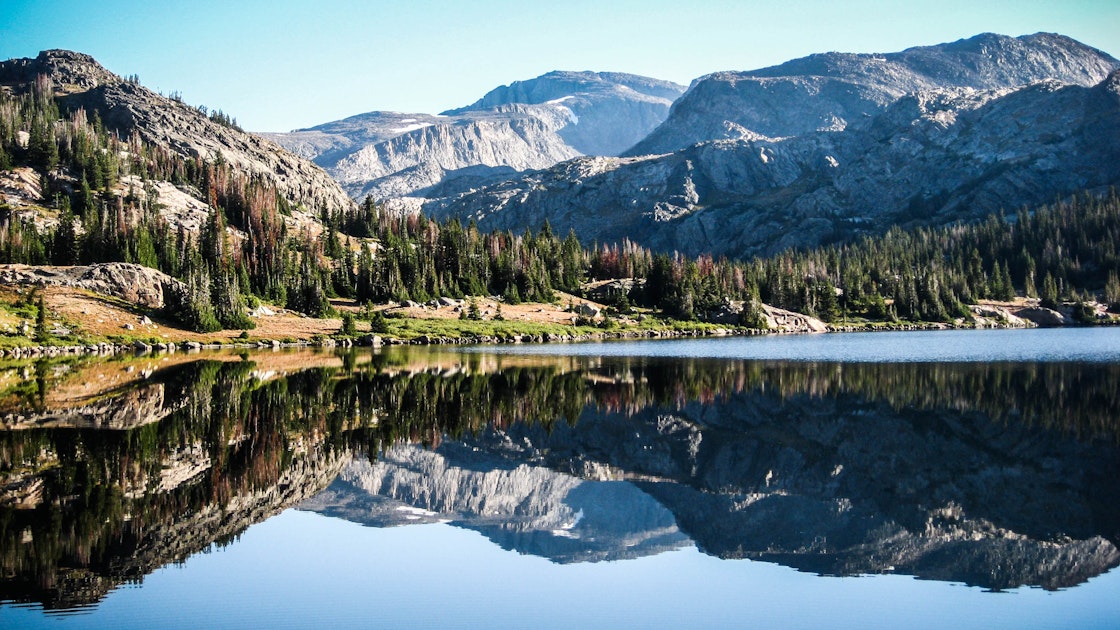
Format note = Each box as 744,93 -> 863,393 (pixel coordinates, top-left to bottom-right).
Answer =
262,71 -> 685,211
419,33 -> 1120,256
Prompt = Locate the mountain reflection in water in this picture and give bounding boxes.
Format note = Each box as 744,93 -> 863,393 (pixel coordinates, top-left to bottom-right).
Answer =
0,346 -> 1118,611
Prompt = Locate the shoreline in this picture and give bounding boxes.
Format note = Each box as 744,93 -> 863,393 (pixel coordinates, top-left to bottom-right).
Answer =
0,318 -> 1053,359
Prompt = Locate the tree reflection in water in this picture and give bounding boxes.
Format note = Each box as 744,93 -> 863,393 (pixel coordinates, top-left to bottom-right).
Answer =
0,348 -> 1117,609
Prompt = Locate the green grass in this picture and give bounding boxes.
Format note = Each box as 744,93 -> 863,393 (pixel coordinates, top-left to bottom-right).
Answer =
375,314 -> 741,341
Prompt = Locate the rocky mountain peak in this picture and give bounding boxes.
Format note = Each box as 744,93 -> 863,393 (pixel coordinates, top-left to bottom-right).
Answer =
628,32 -> 1120,156
0,49 -> 356,215
35,49 -> 120,90
0,49 -> 120,95
442,70 -> 685,115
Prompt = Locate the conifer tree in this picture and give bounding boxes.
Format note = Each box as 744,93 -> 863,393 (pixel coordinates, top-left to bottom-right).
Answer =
35,293 -> 48,342
51,197 -> 79,265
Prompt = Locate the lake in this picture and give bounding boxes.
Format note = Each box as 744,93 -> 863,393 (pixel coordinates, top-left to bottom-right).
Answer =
1,328 -> 1119,629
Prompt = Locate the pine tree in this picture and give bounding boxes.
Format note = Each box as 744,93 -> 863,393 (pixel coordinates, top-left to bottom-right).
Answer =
1105,271 -> 1120,312
369,308 -> 390,333
51,197 -> 79,265
35,293 -> 48,342
1040,273 -> 1060,310
340,311 -> 356,336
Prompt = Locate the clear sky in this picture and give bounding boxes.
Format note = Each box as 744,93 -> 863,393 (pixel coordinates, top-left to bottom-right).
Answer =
1,1 -> 1117,132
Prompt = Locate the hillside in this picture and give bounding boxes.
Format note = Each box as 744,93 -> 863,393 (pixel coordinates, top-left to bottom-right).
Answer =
0,49 -> 366,330
0,50 -> 355,214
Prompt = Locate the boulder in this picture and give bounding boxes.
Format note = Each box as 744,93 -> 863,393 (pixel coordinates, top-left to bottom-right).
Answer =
762,305 -> 828,333
969,304 -> 1028,327
575,303 -> 601,318
1014,306 -> 1070,327
0,263 -> 181,309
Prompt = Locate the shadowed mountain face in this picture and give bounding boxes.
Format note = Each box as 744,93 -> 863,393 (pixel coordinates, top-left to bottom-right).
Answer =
428,69 -> 1120,257
2,348 -> 1118,610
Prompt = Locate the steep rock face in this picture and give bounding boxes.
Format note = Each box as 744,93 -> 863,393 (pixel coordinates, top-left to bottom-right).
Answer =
264,71 -> 684,204
0,50 -> 355,214
429,71 -> 1120,257
331,106 -> 581,200
629,32 -> 1119,155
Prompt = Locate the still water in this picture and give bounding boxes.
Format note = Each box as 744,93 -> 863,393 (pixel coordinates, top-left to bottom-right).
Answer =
1,328 -> 1119,628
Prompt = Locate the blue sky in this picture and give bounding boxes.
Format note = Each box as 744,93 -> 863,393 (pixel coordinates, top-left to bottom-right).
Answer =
2,1 -> 1117,132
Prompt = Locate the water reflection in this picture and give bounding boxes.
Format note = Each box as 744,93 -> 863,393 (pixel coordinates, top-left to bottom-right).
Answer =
0,346 -> 1118,611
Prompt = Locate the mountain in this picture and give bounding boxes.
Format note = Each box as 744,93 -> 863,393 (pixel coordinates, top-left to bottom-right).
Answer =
425,35 -> 1120,258
445,70 -> 687,156
0,50 -> 354,216
263,71 -> 685,208
628,32 -> 1119,156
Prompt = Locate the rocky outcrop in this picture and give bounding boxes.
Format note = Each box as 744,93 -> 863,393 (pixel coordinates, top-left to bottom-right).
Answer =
0,50 -> 355,214
428,67 -> 1120,258
761,304 -> 828,332
1014,305 -> 1071,326
0,49 -> 117,94
264,71 -> 685,204
968,304 -> 1028,327
0,262 -> 181,309
629,32 -> 1119,155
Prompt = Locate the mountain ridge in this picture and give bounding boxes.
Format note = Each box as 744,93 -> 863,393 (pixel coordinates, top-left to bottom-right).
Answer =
263,70 -> 686,207
627,32 -> 1119,156
424,34 -> 1120,258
